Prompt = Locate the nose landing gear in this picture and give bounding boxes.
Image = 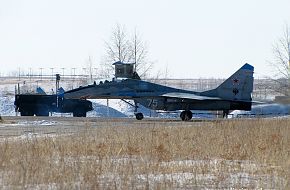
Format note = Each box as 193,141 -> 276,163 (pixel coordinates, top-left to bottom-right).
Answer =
121,99 -> 144,120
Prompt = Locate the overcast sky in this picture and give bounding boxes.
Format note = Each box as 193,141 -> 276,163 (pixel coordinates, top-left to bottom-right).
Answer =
0,0 -> 290,78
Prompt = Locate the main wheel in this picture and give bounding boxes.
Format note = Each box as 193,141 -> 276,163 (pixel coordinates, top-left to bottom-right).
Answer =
135,113 -> 144,120
180,110 -> 192,121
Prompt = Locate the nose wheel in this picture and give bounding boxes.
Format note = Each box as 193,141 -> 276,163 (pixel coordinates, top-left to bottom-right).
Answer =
135,112 -> 144,120
180,110 -> 193,121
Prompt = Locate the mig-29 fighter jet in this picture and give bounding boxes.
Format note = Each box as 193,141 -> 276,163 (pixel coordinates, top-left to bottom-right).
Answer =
64,62 -> 254,121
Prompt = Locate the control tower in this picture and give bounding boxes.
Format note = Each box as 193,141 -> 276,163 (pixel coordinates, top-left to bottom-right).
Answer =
113,61 -> 140,80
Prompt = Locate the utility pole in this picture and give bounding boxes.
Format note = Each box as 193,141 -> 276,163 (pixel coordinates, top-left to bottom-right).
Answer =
39,68 -> 44,81
61,68 -> 65,80
18,67 -> 21,81
72,68 -> 76,81
82,68 -> 87,78
94,68 -> 98,79
55,74 -> 60,108
29,68 -> 32,81
50,68 -> 54,81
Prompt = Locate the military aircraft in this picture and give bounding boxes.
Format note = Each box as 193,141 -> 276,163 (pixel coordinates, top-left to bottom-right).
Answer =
64,62 -> 254,120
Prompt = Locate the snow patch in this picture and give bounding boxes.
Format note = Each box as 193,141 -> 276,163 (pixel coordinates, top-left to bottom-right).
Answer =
9,120 -> 58,126
231,103 -> 290,117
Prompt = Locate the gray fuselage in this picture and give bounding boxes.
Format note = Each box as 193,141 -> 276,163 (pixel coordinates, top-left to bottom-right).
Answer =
65,79 -> 251,111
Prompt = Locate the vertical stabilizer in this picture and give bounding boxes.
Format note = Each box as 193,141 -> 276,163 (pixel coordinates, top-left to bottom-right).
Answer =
205,63 -> 254,101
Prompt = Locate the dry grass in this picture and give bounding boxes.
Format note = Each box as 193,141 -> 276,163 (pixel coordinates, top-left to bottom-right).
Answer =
0,118 -> 289,189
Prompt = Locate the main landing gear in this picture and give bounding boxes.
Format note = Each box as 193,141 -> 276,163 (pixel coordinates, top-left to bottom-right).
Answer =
223,110 -> 229,118
180,110 -> 193,121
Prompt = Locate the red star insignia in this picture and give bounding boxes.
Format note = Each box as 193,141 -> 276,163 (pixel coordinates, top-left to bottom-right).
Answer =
233,78 -> 239,83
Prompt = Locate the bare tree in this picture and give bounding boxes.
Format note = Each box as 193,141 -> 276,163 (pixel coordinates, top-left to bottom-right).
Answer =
102,24 -> 130,73
270,24 -> 290,96
102,24 -> 152,78
129,29 -> 153,78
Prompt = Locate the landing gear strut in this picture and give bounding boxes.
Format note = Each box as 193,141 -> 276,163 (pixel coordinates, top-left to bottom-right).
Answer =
180,110 -> 193,121
121,99 -> 144,120
223,110 -> 229,118
134,101 -> 144,120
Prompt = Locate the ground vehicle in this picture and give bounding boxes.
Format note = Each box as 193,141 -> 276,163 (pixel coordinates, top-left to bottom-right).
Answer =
14,94 -> 93,117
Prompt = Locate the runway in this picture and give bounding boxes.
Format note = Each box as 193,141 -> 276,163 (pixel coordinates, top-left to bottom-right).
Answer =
0,116 -> 213,138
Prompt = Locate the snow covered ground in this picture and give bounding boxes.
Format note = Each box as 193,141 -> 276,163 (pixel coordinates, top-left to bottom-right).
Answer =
231,103 -> 290,118
0,93 -> 15,116
1,79 -> 289,189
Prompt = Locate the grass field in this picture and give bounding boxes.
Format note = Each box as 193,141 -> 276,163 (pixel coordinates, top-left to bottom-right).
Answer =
0,117 -> 289,189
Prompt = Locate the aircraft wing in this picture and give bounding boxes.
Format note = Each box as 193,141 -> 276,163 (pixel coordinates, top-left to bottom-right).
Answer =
161,92 -> 221,100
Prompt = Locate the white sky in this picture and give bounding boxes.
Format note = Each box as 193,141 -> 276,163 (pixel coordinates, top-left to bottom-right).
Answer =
0,0 -> 290,78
